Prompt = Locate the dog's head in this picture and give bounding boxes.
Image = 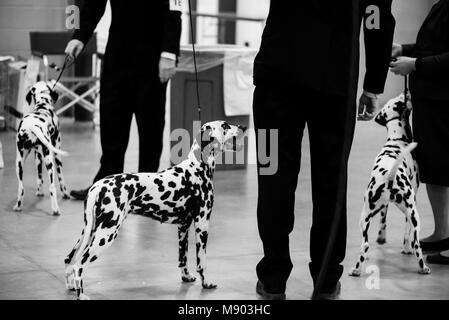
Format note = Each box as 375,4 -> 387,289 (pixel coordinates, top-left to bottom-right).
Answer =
194,121 -> 247,164
26,81 -> 59,107
374,93 -> 412,127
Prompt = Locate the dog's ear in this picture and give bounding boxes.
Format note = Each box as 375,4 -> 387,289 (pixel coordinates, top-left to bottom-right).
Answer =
374,112 -> 387,126
50,90 -> 59,103
26,87 -> 35,105
200,127 -> 214,150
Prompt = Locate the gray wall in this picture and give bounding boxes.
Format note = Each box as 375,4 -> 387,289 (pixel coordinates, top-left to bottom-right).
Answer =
0,0 -> 70,58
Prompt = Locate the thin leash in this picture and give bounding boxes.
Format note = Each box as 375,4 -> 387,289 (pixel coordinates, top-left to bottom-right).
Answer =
188,0 -> 202,127
404,74 -> 409,107
49,54 -> 74,91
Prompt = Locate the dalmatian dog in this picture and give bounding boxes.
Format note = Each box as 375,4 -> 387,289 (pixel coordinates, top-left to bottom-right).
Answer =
64,121 -> 247,300
349,94 -> 430,277
14,81 -> 70,216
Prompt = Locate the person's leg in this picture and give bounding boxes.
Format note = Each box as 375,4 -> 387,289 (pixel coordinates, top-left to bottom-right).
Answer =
307,91 -> 355,292
134,75 -> 167,173
93,74 -> 134,182
423,184 -> 449,241
253,82 -> 306,293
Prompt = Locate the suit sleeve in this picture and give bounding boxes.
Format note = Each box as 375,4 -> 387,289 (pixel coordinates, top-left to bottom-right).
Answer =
72,0 -> 107,45
362,0 -> 396,94
162,0 -> 182,56
402,43 -> 416,57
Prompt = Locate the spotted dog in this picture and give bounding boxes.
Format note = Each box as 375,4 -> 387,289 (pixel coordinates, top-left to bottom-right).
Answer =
349,94 -> 430,277
14,81 -> 70,216
64,121 -> 246,300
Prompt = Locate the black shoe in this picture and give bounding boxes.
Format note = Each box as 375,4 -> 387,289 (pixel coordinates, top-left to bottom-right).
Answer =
420,237 -> 449,252
426,253 -> 449,265
70,187 -> 90,201
256,281 -> 286,300
312,281 -> 341,300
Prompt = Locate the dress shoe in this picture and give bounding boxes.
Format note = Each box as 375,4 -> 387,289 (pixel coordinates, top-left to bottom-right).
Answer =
256,280 -> 286,300
70,187 -> 90,201
312,281 -> 341,300
420,237 -> 449,252
426,253 -> 449,265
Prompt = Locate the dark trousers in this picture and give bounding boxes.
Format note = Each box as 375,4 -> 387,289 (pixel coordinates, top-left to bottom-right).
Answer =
93,72 -> 167,183
253,82 -> 355,293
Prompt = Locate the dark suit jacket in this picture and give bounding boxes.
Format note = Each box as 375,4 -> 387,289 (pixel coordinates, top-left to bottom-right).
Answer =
73,0 -> 182,75
402,0 -> 449,100
253,0 -> 395,96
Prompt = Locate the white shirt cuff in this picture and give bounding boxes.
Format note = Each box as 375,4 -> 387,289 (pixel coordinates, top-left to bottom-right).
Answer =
363,90 -> 379,99
161,52 -> 177,61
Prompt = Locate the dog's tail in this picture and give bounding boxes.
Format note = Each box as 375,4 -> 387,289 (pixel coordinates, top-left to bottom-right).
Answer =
387,142 -> 418,186
72,185 -> 98,263
28,125 -> 68,156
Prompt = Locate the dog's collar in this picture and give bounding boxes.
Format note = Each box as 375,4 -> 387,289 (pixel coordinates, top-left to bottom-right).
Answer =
385,116 -> 402,124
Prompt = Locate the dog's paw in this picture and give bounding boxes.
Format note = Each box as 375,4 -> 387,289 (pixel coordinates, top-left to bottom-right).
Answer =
13,205 -> 22,212
36,191 -> 44,197
62,193 -> 70,200
376,237 -> 386,245
419,265 -> 431,275
182,274 -> 196,283
52,210 -> 61,216
349,267 -> 361,277
78,293 -> 91,300
202,281 -> 218,289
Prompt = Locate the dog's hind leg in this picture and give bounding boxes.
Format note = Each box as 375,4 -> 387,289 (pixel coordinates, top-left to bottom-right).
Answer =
350,200 -> 387,277
13,143 -> 25,212
178,221 -> 196,283
54,154 -> 70,199
64,233 -> 85,291
398,197 -> 431,274
401,215 -> 413,254
376,204 -> 389,244
35,148 -> 44,197
54,134 -> 70,199
194,212 -> 217,289
42,147 -> 60,216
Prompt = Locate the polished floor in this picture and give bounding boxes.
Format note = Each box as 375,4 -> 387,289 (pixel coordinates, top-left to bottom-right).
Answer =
0,118 -> 448,300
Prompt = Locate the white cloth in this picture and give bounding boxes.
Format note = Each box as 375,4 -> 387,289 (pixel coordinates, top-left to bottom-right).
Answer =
223,49 -> 257,116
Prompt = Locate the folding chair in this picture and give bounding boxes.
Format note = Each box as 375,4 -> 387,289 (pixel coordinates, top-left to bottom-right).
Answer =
29,31 -> 101,123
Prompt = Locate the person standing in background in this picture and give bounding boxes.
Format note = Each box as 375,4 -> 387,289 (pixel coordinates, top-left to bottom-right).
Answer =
391,0 -> 449,264
67,0 -> 182,200
253,0 -> 395,299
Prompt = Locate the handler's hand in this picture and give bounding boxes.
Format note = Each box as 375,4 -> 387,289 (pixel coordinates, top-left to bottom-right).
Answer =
159,57 -> 177,83
357,92 -> 379,121
64,39 -> 84,62
391,43 -> 402,59
390,56 -> 417,76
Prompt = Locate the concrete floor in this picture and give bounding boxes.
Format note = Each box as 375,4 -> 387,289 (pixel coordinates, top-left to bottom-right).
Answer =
0,118 -> 448,300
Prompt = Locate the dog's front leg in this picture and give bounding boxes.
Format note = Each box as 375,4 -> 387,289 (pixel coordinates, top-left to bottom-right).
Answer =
194,213 -> 217,289
13,145 -> 25,211
178,221 -> 196,283
35,149 -> 44,197
42,148 -> 60,216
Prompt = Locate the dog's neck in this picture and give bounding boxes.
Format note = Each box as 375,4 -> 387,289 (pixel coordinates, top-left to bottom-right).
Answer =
188,139 -> 217,175
386,119 -> 413,143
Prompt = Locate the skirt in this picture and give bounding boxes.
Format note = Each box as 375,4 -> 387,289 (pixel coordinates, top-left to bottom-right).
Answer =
412,98 -> 449,187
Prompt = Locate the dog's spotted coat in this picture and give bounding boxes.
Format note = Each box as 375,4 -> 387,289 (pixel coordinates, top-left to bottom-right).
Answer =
349,94 -> 430,277
14,81 -> 69,216
64,121 -> 246,300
